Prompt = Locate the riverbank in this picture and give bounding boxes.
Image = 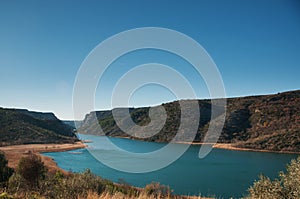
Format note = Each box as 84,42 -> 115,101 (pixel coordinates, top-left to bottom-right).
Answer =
0,141 -> 213,199
174,141 -> 300,154
105,135 -> 300,155
212,143 -> 300,155
0,142 -> 86,174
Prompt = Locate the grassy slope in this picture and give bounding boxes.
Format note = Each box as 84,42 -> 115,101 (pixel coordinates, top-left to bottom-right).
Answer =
0,108 -> 78,146
79,90 -> 300,152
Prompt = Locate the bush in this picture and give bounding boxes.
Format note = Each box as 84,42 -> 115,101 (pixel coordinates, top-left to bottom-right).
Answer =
0,152 -> 14,186
144,182 -> 172,198
246,156 -> 300,199
16,153 -> 47,189
40,169 -> 105,199
7,163 -> 175,199
0,192 -> 13,199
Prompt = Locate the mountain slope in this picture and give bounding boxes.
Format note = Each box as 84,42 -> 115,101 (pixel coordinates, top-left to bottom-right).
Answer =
0,108 -> 78,146
79,90 -> 300,153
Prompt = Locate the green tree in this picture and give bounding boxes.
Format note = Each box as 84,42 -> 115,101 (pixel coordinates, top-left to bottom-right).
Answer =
0,151 -> 14,185
17,153 -> 47,188
246,156 -> 300,199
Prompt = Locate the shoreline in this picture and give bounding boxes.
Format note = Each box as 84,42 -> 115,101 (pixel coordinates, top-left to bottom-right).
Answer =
105,135 -> 300,155
0,138 -> 295,199
0,142 -> 86,174
0,141 -> 212,198
172,141 -> 300,155
212,143 -> 300,155
1,137 -> 299,175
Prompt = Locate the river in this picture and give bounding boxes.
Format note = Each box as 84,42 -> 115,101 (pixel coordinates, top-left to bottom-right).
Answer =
43,134 -> 298,198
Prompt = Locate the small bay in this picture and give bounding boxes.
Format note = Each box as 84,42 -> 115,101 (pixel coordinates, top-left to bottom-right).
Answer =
43,134 -> 298,198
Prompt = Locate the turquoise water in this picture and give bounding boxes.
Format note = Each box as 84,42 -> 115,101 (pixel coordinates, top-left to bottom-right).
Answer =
43,134 -> 298,198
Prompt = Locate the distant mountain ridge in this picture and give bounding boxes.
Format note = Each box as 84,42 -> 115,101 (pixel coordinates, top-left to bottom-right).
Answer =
63,120 -> 83,128
16,109 -> 57,120
79,90 -> 300,153
0,108 -> 78,146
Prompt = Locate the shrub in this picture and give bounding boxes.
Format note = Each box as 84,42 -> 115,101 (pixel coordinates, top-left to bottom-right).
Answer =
144,182 -> 172,198
7,165 -> 175,199
16,153 -> 47,189
0,152 -> 14,186
0,192 -> 13,199
40,169 -> 105,199
246,156 -> 300,199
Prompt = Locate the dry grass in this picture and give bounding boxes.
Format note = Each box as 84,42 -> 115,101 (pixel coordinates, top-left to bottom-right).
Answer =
0,143 -> 214,199
213,143 -> 300,154
0,142 -> 85,174
77,191 -> 213,199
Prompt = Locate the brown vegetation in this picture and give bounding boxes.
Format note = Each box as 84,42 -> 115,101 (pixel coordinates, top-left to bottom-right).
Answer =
0,153 -> 212,199
244,156 -> 300,199
0,142 -> 85,174
79,90 -> 300,153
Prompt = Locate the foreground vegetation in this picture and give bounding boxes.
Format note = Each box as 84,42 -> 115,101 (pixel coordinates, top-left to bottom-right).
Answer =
0,151 -> 299,199
245,156 -> 300,199
0,152 -> 198,199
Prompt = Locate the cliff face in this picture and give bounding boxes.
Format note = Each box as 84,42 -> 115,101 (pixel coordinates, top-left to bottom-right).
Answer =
0,108 -> 78,146
79,90 -> 300,152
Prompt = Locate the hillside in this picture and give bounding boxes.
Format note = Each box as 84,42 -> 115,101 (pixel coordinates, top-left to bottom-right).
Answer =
79,90 -> 300,153
0,108 -> 78,146
63,120 -> 83,128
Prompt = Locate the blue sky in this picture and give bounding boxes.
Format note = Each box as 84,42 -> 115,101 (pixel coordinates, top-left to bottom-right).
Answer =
0,0 -> 299,120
